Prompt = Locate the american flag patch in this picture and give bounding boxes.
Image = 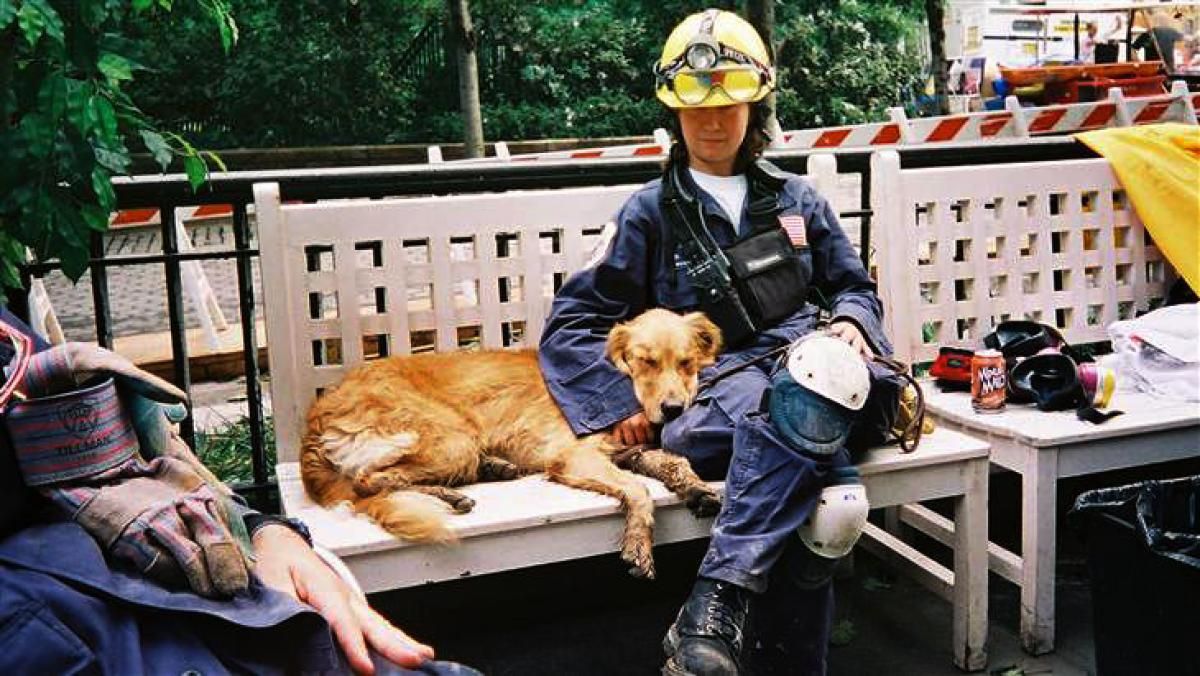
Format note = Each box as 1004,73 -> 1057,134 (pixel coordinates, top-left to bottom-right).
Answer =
779,214 -> 806,246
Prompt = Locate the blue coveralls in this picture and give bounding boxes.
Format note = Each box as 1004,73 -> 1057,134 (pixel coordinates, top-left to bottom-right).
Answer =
538,168 -> 895,662
0,307 -> 471,675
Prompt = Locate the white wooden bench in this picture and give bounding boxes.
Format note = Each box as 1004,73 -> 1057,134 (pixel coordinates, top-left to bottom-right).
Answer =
870,149 -> 1200,655
253,164 -> 991,670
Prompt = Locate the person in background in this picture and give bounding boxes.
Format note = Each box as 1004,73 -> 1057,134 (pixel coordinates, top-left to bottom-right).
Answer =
1081,22 -> 1099,63
1133,11 -> 1184,72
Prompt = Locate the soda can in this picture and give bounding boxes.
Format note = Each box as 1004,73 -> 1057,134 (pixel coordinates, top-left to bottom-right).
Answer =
971,349 -> 1007,413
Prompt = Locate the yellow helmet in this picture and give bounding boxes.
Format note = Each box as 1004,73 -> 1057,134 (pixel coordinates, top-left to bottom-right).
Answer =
654,9 -> 775,109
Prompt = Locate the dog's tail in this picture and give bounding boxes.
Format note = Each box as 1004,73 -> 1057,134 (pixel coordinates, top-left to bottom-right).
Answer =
353,492 -> 457,544
300,429 -> 457,544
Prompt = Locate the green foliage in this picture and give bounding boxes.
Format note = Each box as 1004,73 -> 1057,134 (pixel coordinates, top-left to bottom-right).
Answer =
124,1 -> 928,147
461,3 -> 671,141
1,0 -> 233,285
196,414 -> 276,486
829,619 -> 857,646
127,0 -> 438,147
775,0 -> 926,128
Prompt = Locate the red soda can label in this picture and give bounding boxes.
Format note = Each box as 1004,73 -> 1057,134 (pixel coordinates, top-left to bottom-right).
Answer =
971,349 -> 1007,413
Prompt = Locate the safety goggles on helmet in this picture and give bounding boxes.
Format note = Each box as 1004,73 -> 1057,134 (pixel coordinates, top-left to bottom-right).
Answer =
656,62 -> 771,107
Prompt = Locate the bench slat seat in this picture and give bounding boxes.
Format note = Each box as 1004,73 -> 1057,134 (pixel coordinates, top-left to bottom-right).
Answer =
278,428 -> 991,671
280,428 -> 989,568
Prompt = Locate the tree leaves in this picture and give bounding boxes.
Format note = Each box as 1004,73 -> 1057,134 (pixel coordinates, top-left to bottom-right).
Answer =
88,94 -> 119,141
4,2 -> 232,284
18,0 -> 64,47
90,165 -> 116,211
36,71 -> 67,124
98,53 -> 135,83
18,112 -> 55,158
93,146 -> 130,175
140,129 -> 173,170
183,154 -> 207,192
0,1 -> 17,30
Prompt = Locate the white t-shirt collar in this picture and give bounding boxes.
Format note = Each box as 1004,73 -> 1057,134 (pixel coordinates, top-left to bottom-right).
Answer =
689,168 -> 748,230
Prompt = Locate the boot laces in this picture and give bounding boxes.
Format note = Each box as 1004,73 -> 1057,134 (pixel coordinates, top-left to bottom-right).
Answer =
702,582 -> 747,651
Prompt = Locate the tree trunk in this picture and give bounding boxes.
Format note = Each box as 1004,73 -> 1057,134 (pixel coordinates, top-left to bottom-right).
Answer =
446,0 -> 484,158
925,0 -> 951,115
745,0 -> 783,144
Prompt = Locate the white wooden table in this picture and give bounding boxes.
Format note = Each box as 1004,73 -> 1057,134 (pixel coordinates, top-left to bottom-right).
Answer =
922,386 -> 1200,655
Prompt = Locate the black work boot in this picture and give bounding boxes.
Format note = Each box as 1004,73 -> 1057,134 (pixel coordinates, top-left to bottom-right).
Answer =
662,577 -> 754,676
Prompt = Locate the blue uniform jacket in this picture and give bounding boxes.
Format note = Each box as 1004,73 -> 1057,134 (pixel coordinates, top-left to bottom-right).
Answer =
538,169 -> 893,436
0,521 -> 343,675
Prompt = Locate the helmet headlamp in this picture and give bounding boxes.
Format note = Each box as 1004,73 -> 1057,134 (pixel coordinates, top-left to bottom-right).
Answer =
684,38 -> 720,70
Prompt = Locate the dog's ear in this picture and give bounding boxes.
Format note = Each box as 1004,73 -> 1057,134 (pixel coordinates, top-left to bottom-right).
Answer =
684,312 -> 722,365
606,322 -> 633,374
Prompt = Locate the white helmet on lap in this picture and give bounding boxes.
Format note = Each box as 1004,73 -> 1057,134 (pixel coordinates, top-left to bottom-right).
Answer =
769,334 -> 871,457
785,334 -> 870,411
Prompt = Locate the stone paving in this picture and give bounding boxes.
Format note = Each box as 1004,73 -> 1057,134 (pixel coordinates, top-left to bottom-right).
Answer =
39,218 -> 263,341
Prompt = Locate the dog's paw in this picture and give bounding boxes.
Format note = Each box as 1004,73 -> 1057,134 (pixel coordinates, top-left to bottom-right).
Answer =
353,471 -> 399,497
621,539 -> 656,580
685,487 -> 722,518
478,457 -> 521,482
448,494 -> 476,514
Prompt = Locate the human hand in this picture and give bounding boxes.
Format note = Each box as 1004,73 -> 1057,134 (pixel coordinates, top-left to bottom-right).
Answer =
827,320 -> 873,359
610,411 -> 653,446
252,525 -> 435,675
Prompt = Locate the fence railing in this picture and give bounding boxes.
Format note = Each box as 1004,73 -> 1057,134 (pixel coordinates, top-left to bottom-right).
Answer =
427,83 -> 1198,163
12,138 -> 1094,511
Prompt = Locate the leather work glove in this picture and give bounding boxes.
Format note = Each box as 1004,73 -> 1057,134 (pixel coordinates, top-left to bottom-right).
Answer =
6,343 -> 252,597
43,454 -> 251,597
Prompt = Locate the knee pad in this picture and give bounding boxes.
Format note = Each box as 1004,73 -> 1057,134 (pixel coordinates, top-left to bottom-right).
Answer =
788,466 -> 870,588
799,466 -> 869,560
768,335 -> 870,458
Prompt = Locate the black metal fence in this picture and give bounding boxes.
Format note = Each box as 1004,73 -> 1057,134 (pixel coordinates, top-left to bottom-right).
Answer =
397,18 -> 525,110
12,138 -> 1094,512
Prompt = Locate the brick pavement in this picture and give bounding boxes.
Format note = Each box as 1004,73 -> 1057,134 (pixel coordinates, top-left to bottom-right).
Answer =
38,219 -> 263,341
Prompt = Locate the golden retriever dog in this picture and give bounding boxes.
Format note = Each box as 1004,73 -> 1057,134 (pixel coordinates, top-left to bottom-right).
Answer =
301,309 -> 723,578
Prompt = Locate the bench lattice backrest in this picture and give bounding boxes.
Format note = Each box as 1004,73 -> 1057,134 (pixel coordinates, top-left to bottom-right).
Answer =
871,151 -> 1170,366
254,183 -> 639,463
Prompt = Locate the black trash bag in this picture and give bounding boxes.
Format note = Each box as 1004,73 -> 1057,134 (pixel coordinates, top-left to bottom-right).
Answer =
1072,475 -> 1200,567
1070,475 -> 1200,676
